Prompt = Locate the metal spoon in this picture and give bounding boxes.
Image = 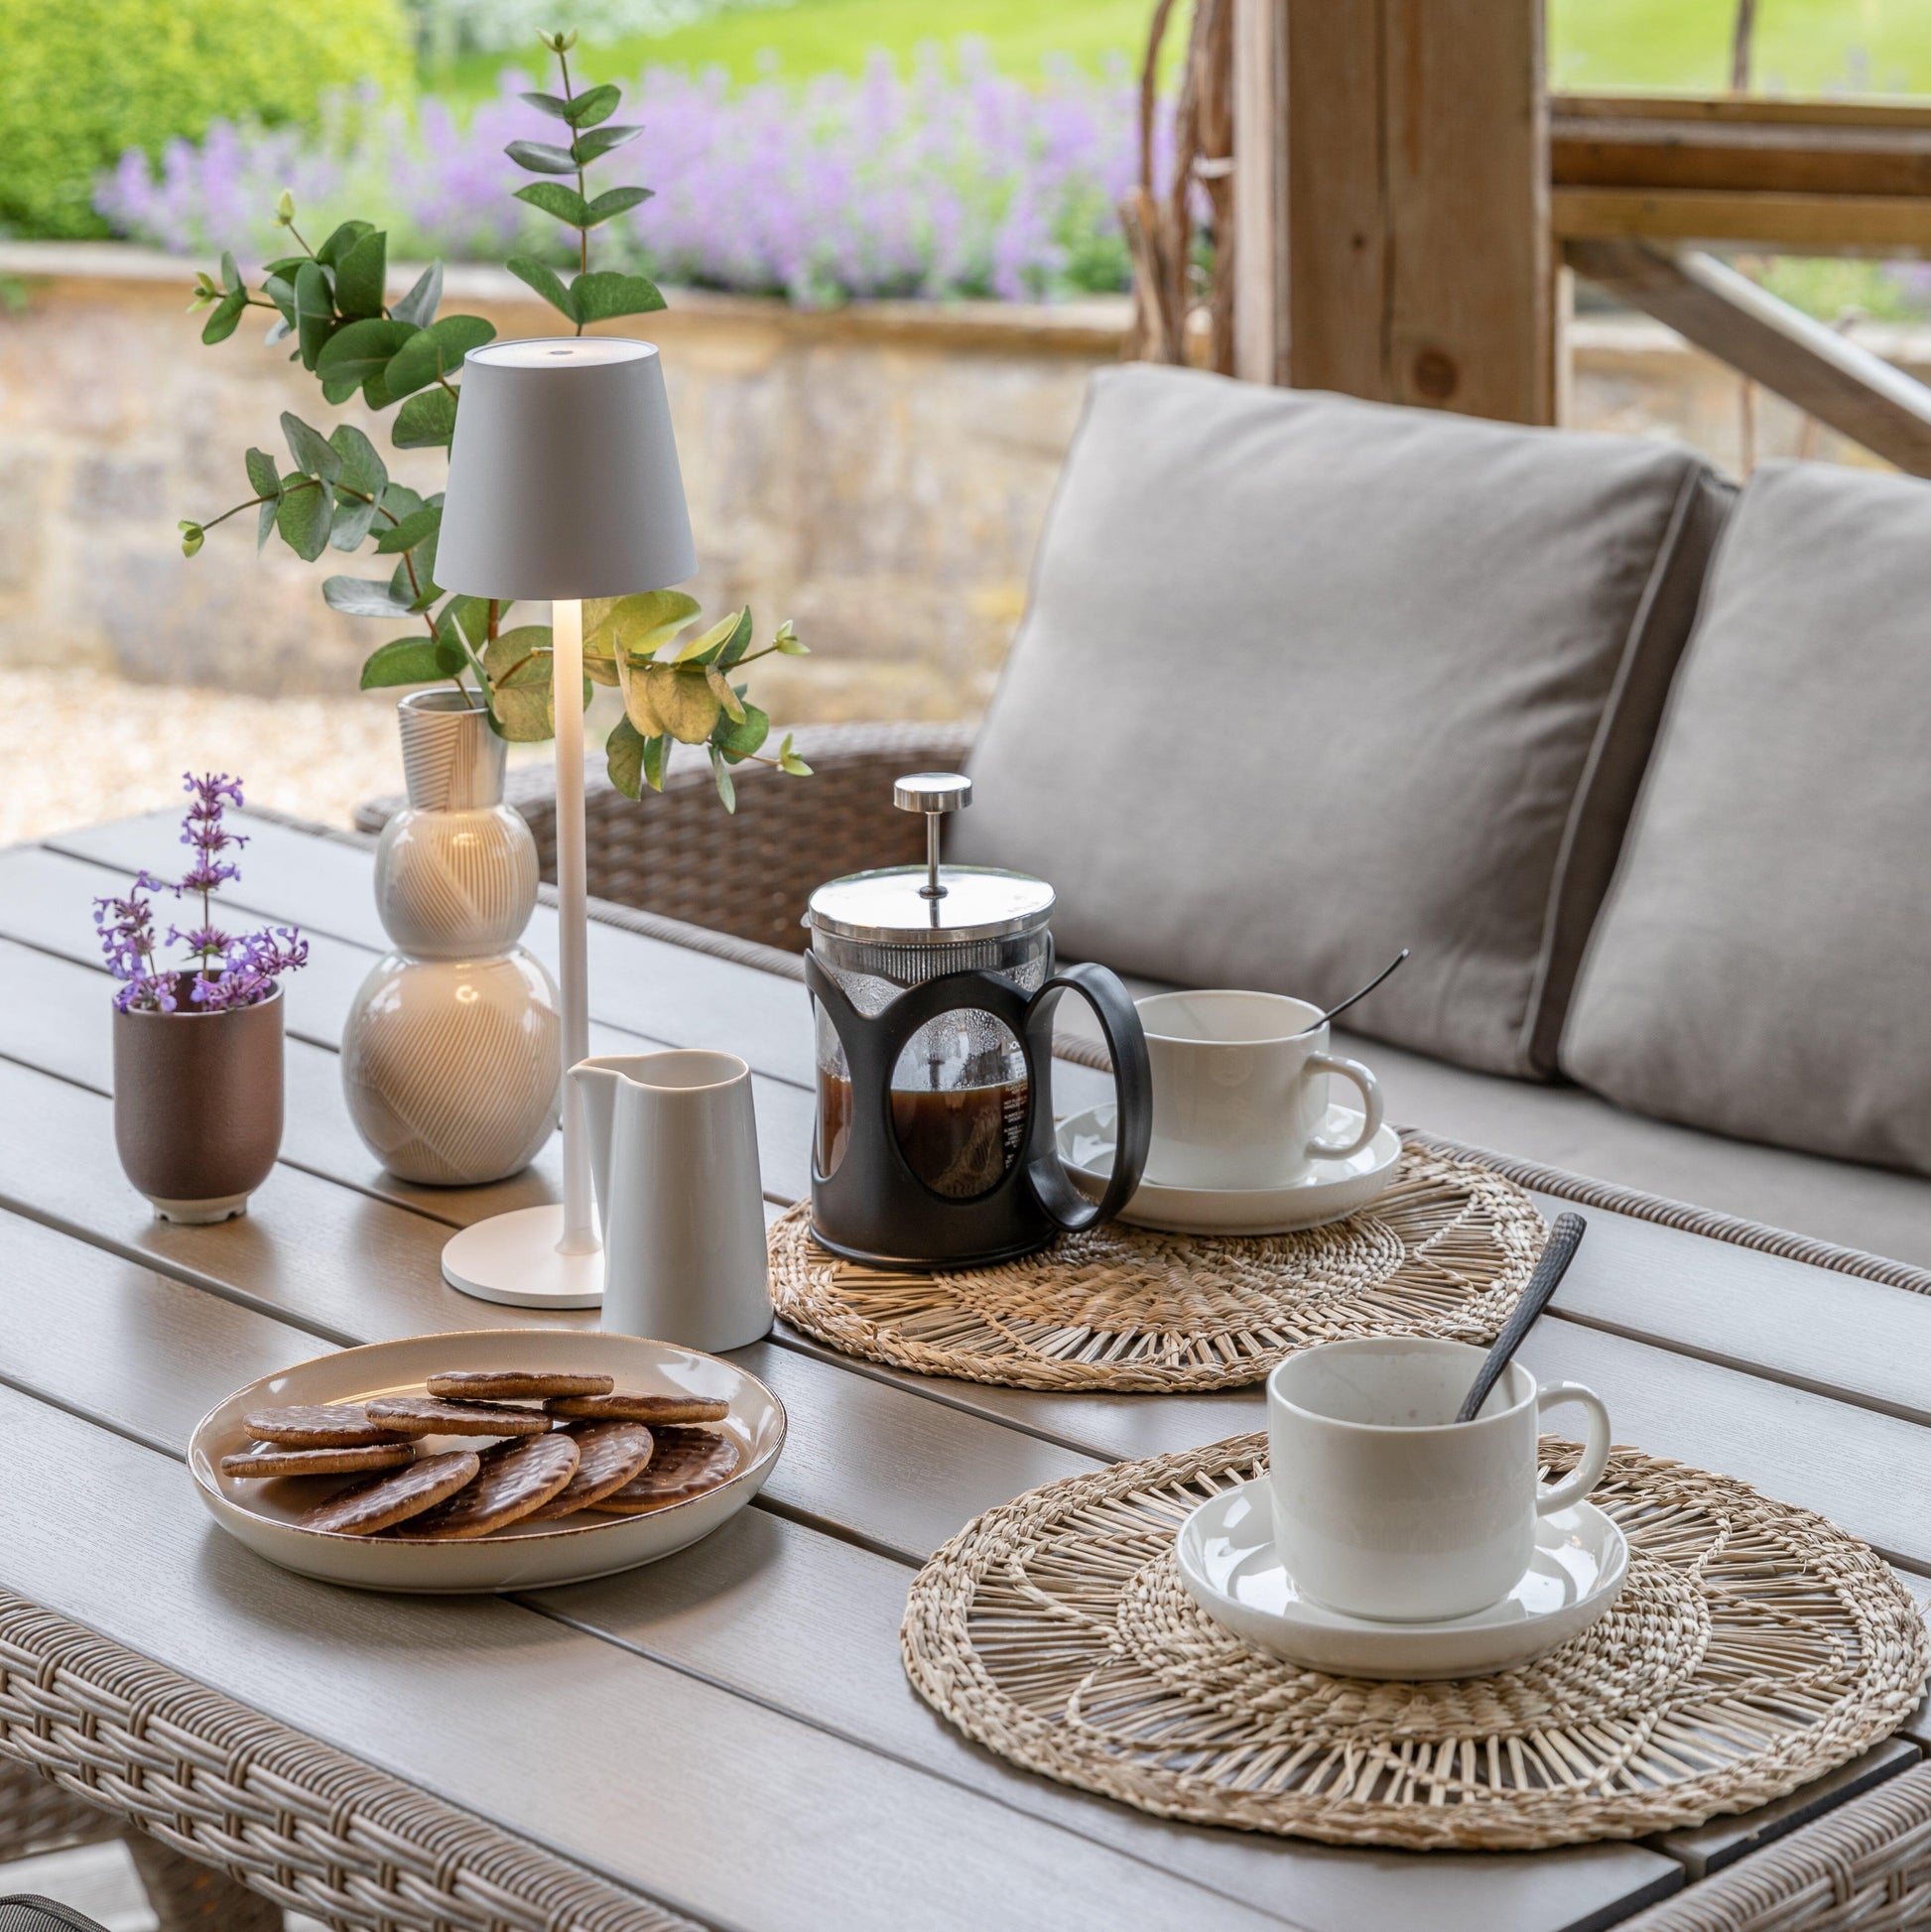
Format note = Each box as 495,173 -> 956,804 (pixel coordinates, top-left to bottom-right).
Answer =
1455,1213 -> 1587,1423
1307,949 -> 1410,1032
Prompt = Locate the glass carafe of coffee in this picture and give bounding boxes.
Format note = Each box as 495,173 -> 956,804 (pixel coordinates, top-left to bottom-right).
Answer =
804,773 -> 1151,1269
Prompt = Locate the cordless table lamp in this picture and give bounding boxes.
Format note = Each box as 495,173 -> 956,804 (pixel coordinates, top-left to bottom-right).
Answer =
434,338 -> 697,1308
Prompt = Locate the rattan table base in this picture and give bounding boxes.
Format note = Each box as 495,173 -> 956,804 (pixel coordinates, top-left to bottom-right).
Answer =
770,1143 -> 1546,1392
902,1437 -> 1930,1852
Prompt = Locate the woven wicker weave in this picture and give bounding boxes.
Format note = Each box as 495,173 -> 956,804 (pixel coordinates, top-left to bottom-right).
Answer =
1621,1760 -> 1931,1932
0,1591 -> 696,1932
902,1435 -> 1929,1854
769,1143 -> 1545,1391
355,720 -> 975,957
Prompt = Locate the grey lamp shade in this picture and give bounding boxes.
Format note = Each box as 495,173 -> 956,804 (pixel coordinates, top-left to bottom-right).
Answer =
435,338 -> 698,600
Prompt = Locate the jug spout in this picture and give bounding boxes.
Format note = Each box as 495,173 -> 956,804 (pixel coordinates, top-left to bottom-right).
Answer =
568,1058 -> 627,1218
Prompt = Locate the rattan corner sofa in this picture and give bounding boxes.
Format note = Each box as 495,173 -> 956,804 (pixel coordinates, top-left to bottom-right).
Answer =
360,368 -> 1931,1277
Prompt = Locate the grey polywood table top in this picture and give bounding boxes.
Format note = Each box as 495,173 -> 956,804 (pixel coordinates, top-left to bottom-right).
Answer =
0,808 -> 1925,1932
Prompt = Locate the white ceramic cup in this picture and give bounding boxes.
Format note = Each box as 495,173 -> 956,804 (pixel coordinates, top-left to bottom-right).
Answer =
1135,989 -> 1384,1189
1266,1336 -> 1612,1622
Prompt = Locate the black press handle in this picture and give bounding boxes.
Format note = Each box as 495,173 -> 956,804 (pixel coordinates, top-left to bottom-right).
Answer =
1022,963 -> 1152,1232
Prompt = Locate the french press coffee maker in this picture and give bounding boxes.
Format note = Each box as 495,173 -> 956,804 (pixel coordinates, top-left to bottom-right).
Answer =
804,773 -> 1152,1269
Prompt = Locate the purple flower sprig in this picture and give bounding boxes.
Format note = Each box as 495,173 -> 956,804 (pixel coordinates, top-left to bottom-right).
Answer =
91,772 -> 308,1013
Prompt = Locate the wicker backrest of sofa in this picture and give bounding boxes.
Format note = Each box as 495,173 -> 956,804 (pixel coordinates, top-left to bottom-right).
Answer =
355,720 -> 975,956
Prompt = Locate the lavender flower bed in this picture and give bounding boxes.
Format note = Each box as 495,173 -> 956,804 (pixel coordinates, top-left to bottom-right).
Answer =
98,48 -> 1157,305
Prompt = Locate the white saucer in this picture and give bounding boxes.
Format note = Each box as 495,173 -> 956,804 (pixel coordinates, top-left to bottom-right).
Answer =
1175,1475 -> 1627,1680
1058,1102 -> 1403,1234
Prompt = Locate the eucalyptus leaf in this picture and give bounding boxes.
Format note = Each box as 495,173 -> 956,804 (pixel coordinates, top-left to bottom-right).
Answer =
264,314 -> 292,346
383,314 -> 494,401
518,89 -> 576,121
261,271 -> 296,328
256,497 -> 277,554
436,594 -> 492,657
512,182 -> 591,227
329,423 -> 387,500
322,574 -> 415,618
316,317 -> 414,388
374,504 -> 442,554
505,138 -> 579,176
359,634 -> 463,689
583,185 -> 654,225
586,588 -> 703,662
333,227 -> 387,319
565,83 -> 621,128
569,269 -> 665,323
244,448 -> 282,502
219,250 -> 241,296
316,219 -> 374,267
275,477 -> 333,562
293,259 -> 333,370
379,481 -> 427,523
329,491 -> 379,552
281,412 -> 341,484
708,744 -> 737,814
392,551 -> 441,611
393,385 -> 457,450
614,654 -> 664,737
572,124 -> 642,165
645,664 -> 722,743
712,701 -> 769,762
672,609 -> 740,664
200,286 -> 246,344
391,260 -> 443,329
605,716 -> 646,799
704,664 -> 745,722
505,257 -> 578,323
643,730 -> 670,792
778,731 -> 814,777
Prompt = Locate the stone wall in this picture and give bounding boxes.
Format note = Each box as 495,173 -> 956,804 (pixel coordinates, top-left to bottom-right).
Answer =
0,241 -> 1919,725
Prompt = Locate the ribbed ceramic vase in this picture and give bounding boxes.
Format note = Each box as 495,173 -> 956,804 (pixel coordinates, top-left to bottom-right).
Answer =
341,691 -> 562,1184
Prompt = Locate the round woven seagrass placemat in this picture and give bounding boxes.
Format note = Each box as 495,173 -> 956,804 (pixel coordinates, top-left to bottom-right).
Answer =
769,1143 -> 1545,1392
901,1437 -> 1929,1852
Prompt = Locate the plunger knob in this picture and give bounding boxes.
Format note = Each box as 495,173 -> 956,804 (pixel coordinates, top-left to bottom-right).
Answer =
894,772 -> 971,899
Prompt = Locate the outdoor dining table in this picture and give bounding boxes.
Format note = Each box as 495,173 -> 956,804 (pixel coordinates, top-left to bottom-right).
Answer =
0,805 -> 1927,1932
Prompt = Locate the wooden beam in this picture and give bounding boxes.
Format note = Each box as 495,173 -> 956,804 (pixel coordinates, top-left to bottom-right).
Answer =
1231,0 -> 1289,384
1566,238 -> 1931,474
1553,186 -> 1931,254
1283,0 -> 1553,423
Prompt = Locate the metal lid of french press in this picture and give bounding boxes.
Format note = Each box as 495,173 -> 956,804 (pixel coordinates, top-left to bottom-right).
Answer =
805,772 -> 1055,945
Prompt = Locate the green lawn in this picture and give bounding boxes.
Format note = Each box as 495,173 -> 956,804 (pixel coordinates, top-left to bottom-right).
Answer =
432,0 -> 1931,104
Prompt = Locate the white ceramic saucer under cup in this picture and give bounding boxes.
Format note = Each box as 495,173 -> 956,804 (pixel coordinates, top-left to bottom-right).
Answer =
190,1330 -> 785,1595
1175,1475 -> 1628,1681
1058,1102 -> 1402,1235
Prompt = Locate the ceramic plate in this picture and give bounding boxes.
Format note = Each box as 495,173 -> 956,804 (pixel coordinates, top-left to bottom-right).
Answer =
1058,1102 -> 1403,1234
1175,1475 -> 1627,1680
189,1330 -> 785,1595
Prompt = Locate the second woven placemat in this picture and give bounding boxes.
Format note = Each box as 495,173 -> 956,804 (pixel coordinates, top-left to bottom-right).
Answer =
902,1437 -> 1930,1851
769,1142 -> 1545,1392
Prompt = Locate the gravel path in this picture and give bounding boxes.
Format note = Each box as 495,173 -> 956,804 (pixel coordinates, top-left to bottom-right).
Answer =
0,669 -> 551,845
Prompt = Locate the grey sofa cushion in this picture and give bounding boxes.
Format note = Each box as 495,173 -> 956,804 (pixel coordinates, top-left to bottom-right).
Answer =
955,365 -> 1730,1079
1562,459 -> 1931,1175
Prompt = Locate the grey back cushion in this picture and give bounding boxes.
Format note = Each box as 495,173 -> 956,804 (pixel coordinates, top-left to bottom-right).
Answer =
1563,459 -> 1931,1174
954,365 -> 1731,1078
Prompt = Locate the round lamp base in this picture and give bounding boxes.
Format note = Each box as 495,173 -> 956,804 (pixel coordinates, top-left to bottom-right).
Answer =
442,1205 -> 604,1309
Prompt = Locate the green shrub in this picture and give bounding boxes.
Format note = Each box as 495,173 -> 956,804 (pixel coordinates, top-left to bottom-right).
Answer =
0,0 -> 413,239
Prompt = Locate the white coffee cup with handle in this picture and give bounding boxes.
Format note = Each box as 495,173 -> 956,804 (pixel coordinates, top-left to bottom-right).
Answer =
1266,1336 -> 1613,1622
1135,989 -> 1383,1190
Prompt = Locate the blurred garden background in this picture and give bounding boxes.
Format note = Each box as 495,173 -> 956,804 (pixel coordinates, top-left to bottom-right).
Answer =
3,0 -> 1931,848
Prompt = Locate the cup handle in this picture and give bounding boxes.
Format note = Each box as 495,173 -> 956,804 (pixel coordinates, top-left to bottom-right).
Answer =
1532,1381 -> 1612,1513
1303,1052 -> 1383,1160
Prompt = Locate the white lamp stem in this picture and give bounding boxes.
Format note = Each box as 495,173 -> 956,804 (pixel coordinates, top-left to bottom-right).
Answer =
552,595 -> 597,1256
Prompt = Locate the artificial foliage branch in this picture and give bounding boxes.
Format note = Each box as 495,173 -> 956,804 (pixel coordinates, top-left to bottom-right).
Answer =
179,29 -> 811,811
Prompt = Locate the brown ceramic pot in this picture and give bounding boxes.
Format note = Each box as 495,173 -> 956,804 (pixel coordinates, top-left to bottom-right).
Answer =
111,976 -> 284,1223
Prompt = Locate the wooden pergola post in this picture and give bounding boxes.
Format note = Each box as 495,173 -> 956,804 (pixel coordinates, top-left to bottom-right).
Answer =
1233,0 -> 1556,425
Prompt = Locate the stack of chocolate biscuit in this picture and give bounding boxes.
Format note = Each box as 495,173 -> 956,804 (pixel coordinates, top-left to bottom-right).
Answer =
221,1369 -> 742,1537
